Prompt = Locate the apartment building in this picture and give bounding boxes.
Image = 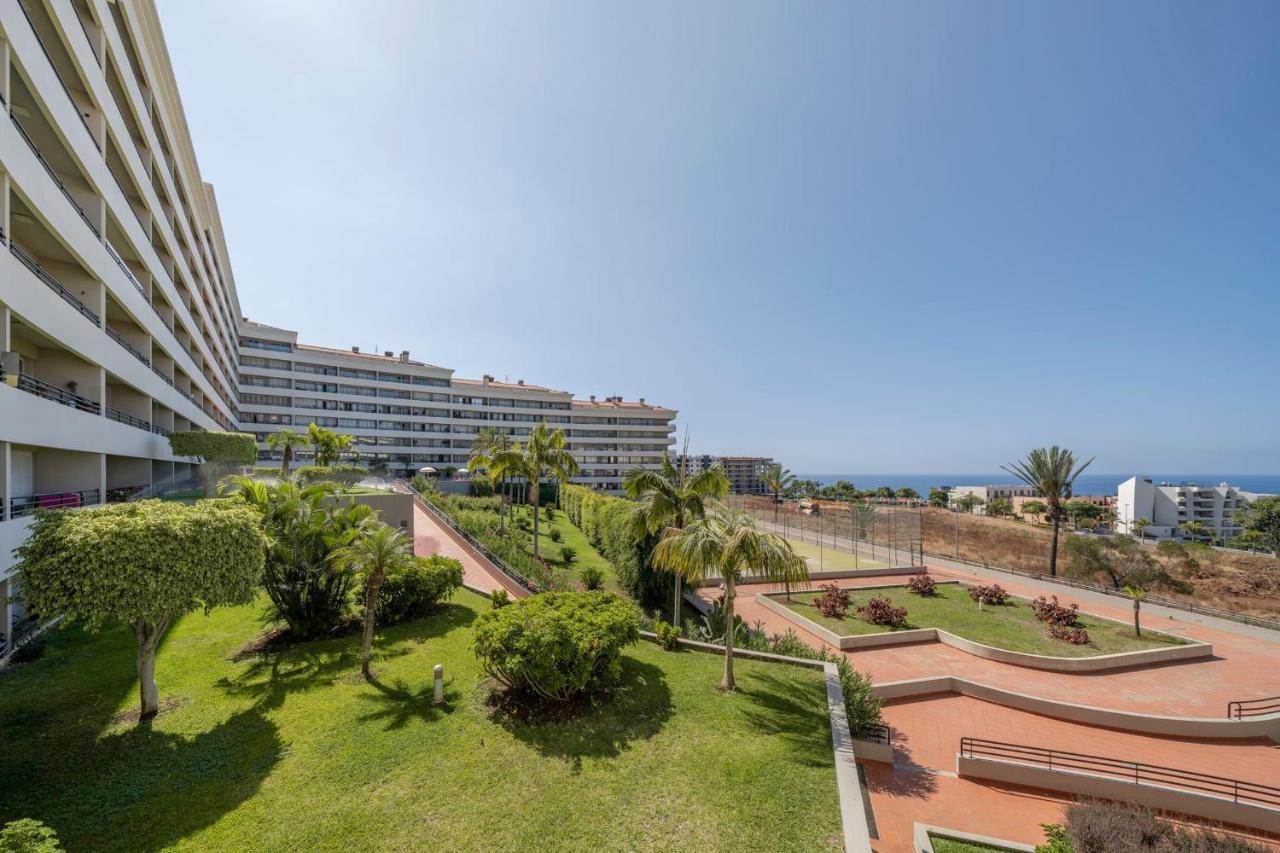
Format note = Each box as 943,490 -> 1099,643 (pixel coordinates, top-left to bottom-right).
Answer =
237,320 -> 676,493
1115,476 -> 1271,541
1,0 -> 243,647
673,454 -> 773,495
946,484 -> 1040,513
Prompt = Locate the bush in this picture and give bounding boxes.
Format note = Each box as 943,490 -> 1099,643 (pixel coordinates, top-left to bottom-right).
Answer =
490,588 -> 510,609
835,656 -> 884,738
1062,799 -> 1269,853
858,596 -> 908,627
544,505 -> 555,522
472,592 -> 640,701
907,574 -> 936,596
469,477 -> 495,497
1048,623 -> 1091,645
654,620 -> 681,650
813,583 -> 850,618
0,819 -> 62,852
1031,594 -> 1079,627
561,485 -> 668,610
560,545 -> 577,564
549,528 -> 563,543
295,465 -> 365,489
361,555 -> 463,625
579,565 -> 604,591
968,583 -> 1009,605
167,431 -> 257,466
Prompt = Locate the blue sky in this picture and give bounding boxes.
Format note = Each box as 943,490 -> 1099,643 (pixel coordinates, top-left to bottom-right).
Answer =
157,0 -> 1280,473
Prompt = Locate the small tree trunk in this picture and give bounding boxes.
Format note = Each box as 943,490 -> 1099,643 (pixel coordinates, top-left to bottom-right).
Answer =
1133,599 -> 1141,637
280,445 -> 290,479
133,620 -> 168,720
673,574 -> 682,626
721,573 -> 736,691
1049,515 -> 1061,577
530,477 -> 541,559
361,568 -> 384,678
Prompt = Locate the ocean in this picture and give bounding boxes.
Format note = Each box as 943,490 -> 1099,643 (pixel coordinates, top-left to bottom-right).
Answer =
796,473 -> 1280,496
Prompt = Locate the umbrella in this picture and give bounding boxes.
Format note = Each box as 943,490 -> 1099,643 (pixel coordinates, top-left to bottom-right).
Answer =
417,466 -> 437,475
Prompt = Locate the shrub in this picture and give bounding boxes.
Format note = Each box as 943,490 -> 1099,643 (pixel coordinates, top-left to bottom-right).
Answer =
490,588 -> 510,609
907,574 -> 937,596
1059,800 -> 1267,852
549,528 -> 563,543
654,620 -> 681,650
813,583 -> 850,618
361,555 -> 464,625
167,430 -> 257,466
295,464 -> 366,489
968,583 -> 1009,606
579,565 -> 604,591
1036,823 -> 1071,853
469,477 -> 495,497
1048,623 -> 1090,645
561,485 -> 668,610
858,596 -> 908,627
544,505 -> 555,522
560,545 -> 577,564
1031,594 -> 1079,627
835,656 -> 884,738
0,818 -> 63,852
472,592 -> 640,701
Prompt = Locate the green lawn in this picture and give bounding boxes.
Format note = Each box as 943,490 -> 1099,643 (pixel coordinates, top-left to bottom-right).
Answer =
785,537 -> 886,571
511,504 -> 622,593
772,583 -> 1186,657
0,590 -> 842,851
929,835 -> 1019,853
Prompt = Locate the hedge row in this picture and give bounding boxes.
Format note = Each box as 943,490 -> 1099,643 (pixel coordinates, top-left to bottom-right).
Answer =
167,431 -> 258,465
561,485 -> 670,609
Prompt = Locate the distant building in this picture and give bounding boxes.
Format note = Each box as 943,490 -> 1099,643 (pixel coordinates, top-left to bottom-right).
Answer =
1011,494 -> 1113,523
673,454 -> 774,495
946,484 -> 1039,513
1115,476 -> 1272,541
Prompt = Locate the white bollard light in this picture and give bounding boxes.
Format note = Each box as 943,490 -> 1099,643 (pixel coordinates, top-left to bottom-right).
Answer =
433,664 -> 444,705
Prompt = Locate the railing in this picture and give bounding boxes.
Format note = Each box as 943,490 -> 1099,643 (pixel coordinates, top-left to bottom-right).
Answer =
151,424 -> 172,437
10,242 -> 100,325
405,484 -> 542,592
150,363 -> 175,387
5,370 -> 101,415
8,115 -> 101,238
15,0 -> 100,150
959,737 -> 1280,809
1228,695 -> 1280,720
6,489 -> 102,518
106,406 -> 151,432
105,240 -> 146,297
106,326 -> 151,366
859,723 -> 893,745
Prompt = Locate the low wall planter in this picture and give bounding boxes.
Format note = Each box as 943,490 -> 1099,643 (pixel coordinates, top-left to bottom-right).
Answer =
913,823 -> 1034,852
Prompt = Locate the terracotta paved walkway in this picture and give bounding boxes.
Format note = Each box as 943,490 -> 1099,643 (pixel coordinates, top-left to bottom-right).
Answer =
410,504 -> 529,598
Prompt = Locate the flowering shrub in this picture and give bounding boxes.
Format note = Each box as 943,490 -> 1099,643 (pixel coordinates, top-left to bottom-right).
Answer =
1048,623 -> 1091,645
907,574 -> 937,596
1031,594 -> 1079,627
813,583 -> 850,618
654,620 -> 681,650
968,584 -> 1009,606
857,596 -> 908,627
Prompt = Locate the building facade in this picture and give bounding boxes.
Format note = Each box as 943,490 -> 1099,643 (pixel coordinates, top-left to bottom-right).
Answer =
672,454 -> 773,495
1115,476 -> 1271,541
237,321 -> 676,493
946,484 -> 1040,513
1,0 -> 243,647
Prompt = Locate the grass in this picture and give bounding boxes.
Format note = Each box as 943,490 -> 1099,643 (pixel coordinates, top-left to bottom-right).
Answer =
785,537 -> 886,571
929,835 -> 1019,853
0,590 -> 842,851
772,583 -> 1187,657
511,504 -> 622,593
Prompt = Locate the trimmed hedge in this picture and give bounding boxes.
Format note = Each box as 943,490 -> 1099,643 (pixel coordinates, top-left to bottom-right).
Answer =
561,485 -> 669,609
295,465 -> 365,488
167,431 -> 258,465
472,592 -> 639,701
362,554 -> 464,624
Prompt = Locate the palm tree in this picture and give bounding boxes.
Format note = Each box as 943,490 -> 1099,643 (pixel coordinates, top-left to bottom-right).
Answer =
307,422 -> 356,467
1003,446 -> 1094,577
1132,517 -> 1150,542
1179,520 -> 1208,543
761,463 -> 796,525
266,429 -> 308,477
331,523 -> 417,678
469,427 -> 513,532
625,455 -> 730,624
488,422 -> 578,559
652,503 -> 807,690
1123,585 -> 1148,637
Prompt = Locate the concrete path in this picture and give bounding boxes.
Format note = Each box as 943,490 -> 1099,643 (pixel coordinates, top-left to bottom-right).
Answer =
410,503 -> 529,598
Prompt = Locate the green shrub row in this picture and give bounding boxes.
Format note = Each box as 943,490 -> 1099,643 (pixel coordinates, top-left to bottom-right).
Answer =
295,465 -> 365,488
560,485 -> 671,609
421,492 -> 547,589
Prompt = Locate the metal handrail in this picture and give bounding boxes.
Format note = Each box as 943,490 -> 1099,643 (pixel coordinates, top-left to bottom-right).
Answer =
150,363 -> 175,387
105,240 -> 146,297
14,0 -> 100,150
106,406 -> 151,431
858,723 -> 893,745
8,114 -> 101,237
151,424 -> 172,437
405,485 -> 541,592
5,369 -> 101,414
959,737 -> 1280,809
106,326 -> 150,366
1227,695 -> 1280,720
10,242 -> 100,325
7,489 -> 103,518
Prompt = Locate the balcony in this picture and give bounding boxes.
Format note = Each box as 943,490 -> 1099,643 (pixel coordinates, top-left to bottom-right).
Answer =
5,489 -> 102,519
5,370 -> 100,415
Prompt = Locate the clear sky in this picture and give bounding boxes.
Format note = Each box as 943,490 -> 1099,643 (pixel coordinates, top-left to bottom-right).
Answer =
156,0 -> 1280,473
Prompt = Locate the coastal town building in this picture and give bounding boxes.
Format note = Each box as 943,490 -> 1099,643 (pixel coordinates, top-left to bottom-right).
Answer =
672,454 -> 773,495
1115,476 -> 1271,541
946,484 -> 1039,512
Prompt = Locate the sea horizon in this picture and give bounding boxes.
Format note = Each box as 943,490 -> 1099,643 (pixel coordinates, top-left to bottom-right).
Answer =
795,473 -> 1280,496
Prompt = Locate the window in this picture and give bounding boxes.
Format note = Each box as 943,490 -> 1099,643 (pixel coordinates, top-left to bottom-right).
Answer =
241,355 -> 292,371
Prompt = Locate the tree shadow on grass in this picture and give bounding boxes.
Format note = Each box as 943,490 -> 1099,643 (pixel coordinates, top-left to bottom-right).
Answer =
358,674 -> 461,730
485,656 -> 672,771
737,669 -> 838,768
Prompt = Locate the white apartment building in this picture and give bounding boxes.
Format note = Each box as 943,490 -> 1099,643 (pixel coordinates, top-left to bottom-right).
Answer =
673,454 -> 773,495
946,484 -> 1040,512
1,0 -> 243,648
1115,476 -> 1271,541
237,321 -> 677,493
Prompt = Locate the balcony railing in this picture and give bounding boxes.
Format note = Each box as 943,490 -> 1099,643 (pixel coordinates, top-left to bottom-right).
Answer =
8,115 -> 101,238
10,242 -> 100,325
151,424 -> 172,437
3,369 -> 101,414
6,489 -> 102,518
105,240 -> 146,297
150,363 -> 175,387
106,326 -> 150,366
15,0 -> 100,150
106,406 -> 151,432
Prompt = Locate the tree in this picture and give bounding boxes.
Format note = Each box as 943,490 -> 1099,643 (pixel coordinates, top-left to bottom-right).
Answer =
167,430 -> 258,492
986,497 -> 1013,518
266,429 -> 308,477
895,487 -> 920,501
1003,446 -> 1094,577
624,455 -> 729,623
651,503 -> 807,690
1064,535 -> 1165,590
1132,516 -> 1151,542
469,427 -> 513,532
1235,496 -> 1280,557
1063,499 -> 1103,530
331,523 -> 417,678
927,488 -> 949,508
1124,585 -> 1148,637
874,486 -> 894,500
954,494 -> 985,514
761,463 -> 796,523
1021,499 -> 1047,521
307,422 -> 356,467
487,422 -> 578,559
821,480 -> 860,501
15,500 -> 264,718
788,479 -> 822,499
1178,520 -> 1209,542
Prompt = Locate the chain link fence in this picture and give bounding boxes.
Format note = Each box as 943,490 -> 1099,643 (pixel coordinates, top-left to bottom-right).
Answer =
726,495 -> 924,568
